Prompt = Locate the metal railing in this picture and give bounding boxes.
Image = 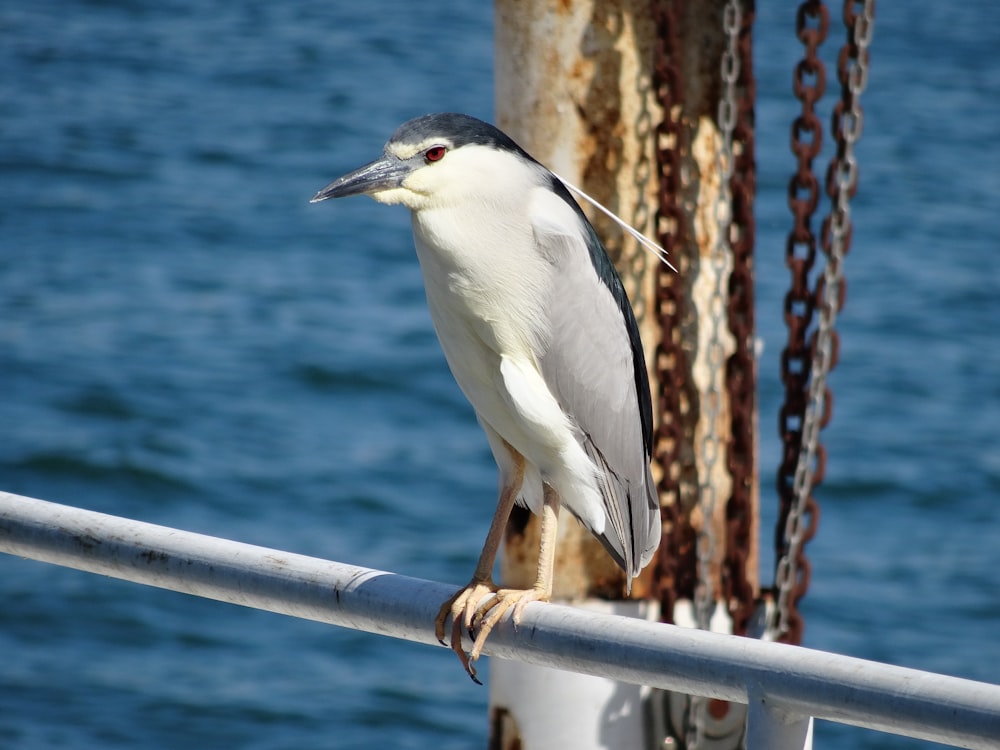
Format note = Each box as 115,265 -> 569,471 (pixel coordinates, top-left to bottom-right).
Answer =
1,490 -> 998,749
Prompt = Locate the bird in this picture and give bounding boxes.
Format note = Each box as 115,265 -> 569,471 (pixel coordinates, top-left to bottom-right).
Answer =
311,113 -> 661,682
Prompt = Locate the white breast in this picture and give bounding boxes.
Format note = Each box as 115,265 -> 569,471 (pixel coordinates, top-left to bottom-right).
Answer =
407,183 -> 607,530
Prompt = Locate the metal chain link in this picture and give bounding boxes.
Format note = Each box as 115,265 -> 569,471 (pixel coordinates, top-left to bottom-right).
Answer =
683,6 -> 747,749
652,0 -> 691,629
630,65 -> 654,325
721,0 -> 758,639
772,0 -> 830,646
771,0 -> 874,643
653,0 -> 757,635
694,0 -> 742,636
652,3 -> 756,747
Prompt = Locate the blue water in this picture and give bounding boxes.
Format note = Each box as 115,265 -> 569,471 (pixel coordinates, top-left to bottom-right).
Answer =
1,2 -> 997,748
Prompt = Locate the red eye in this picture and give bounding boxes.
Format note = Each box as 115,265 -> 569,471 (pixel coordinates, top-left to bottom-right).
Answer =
425,145 -> 447,162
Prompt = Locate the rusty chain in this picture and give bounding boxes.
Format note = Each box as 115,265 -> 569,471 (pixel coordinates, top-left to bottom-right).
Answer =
629,63 -> 654,325
771,0 -> 874,644
653,0 -> 758,641
772,0 -> 829,646
722,0 -> 757,639
648,2 -> 872,742
652,0 -> 693,626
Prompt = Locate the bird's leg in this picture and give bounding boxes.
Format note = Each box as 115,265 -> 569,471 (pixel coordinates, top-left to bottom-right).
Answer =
435,447 -> 524,682
466,483 -> 560,665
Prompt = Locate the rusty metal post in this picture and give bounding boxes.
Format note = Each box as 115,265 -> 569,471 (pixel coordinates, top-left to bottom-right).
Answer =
494,0 -> 662,604
492,3 -> 663,748
492,1 -> 758,747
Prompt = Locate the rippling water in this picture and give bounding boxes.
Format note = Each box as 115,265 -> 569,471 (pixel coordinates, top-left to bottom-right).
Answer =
2,2 -> 998,748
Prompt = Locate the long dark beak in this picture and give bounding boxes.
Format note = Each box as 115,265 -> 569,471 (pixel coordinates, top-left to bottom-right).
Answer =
310,153 -> 410,203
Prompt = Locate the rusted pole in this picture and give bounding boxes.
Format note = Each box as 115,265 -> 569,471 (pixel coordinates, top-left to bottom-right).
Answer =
494,0 -> 662,604
493,0 -> 759,747
492,3 -> 662,747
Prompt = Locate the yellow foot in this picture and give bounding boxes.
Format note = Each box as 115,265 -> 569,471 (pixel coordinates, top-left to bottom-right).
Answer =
434,581 -> 548,684
435,579 -> 497,683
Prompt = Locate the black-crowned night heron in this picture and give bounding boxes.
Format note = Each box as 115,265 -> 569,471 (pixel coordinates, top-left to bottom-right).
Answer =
311,113 -> 661,681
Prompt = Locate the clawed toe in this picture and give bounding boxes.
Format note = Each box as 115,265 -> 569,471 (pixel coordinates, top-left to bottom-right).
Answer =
435,580 -> 498,682
435,581 -> 549,682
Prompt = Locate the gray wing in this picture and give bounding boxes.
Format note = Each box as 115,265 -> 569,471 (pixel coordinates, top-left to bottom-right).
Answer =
530,186 -> 661,583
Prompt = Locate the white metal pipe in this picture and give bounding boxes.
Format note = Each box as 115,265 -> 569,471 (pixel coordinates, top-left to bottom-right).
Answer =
2,491 -> 999,749
0,491 -> 446,648
746,690 -> 814,750
489,599 -> 657,749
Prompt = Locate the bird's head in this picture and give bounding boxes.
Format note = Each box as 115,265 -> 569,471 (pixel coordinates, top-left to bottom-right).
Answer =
311,113 -> 543,213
